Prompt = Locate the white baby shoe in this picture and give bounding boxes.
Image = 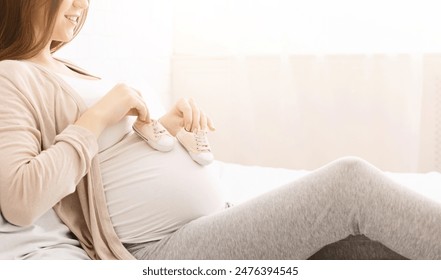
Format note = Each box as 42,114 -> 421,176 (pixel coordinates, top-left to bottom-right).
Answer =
132,119 -> 175,152
176,128 -> 214,165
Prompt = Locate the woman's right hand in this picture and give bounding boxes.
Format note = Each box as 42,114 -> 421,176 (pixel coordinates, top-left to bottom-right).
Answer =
75,83 -> 150,138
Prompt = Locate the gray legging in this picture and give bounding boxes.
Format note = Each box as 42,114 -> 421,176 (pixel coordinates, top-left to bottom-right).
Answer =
125,157 -> 441,259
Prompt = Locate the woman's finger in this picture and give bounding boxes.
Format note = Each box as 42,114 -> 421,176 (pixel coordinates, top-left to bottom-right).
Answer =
188,98 -> 200,132
137,97 -> 150,123
129,87 -> 150,122
207,116 -> 216,131
199,110 -> 208,131
177,98 -> 193,131
129,100 -> 149,123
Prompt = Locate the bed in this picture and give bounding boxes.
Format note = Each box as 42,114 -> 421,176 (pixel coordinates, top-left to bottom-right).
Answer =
214,160 -> 441,259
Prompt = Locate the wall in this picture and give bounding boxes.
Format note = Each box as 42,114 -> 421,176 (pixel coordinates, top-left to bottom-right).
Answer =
172,54 -> 439,172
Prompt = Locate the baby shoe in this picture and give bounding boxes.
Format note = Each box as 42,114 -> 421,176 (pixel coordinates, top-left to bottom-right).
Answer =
132,119 -> 175,152
176,128 -> 214,165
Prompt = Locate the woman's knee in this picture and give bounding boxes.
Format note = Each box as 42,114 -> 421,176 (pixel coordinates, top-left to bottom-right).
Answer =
331,156 -> 375,174
327,156 -> 381,189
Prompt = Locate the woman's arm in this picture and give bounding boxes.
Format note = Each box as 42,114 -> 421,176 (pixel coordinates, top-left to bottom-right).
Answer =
0,81 -> 98,226
0,79 -> 148,227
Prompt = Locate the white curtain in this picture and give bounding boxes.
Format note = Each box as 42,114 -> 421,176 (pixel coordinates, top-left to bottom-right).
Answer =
172,0 -> 441,172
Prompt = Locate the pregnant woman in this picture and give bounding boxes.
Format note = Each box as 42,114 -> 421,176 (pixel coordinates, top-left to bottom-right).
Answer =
1,0 -> 440,260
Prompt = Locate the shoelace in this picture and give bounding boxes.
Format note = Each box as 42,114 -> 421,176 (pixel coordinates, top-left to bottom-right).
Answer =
152,120 -> 168,139
194,130 -> 211,152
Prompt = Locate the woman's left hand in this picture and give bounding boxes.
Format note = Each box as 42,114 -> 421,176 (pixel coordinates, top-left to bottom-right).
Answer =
159,98 -> 215,136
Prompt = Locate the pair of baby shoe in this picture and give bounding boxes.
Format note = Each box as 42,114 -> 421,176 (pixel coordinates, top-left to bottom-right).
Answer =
132,119 -> 214,165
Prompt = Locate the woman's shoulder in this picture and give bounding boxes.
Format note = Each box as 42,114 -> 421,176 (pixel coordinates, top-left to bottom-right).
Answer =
0,59 -> 34,70
0,60 -> 21,72
0,60 -> 61,90
0,60 -> 61,101
0,60 -> 45,79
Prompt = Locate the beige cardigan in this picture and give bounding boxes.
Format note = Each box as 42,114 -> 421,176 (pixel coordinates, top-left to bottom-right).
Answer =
0,60 -> 135,260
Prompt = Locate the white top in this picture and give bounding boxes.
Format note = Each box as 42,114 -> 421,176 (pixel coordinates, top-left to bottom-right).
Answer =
0,209 -> 90,259
58,74 -> 225,243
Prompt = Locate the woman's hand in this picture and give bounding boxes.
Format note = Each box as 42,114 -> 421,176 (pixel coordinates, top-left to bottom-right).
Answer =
159,98 -> 215,136
75,83 -> 150,138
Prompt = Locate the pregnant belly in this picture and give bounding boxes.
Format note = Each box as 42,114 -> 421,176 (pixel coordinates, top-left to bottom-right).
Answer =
98,132 -> 225,243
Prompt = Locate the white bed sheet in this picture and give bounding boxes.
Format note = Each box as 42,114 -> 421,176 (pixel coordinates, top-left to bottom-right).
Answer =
214,161 -> 441,205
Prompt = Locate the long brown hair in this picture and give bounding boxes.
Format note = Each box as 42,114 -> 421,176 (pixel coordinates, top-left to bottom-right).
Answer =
0,0 -> 88,61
